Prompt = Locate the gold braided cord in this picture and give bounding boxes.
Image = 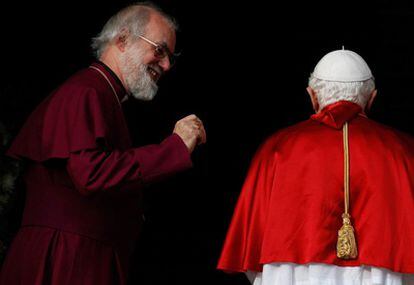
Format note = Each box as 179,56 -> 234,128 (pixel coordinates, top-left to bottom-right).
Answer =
337,122 -> 358,259
343,122 -> 349,214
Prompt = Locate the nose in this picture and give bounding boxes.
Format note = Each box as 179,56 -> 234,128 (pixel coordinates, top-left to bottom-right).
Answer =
158,56 -> 171,72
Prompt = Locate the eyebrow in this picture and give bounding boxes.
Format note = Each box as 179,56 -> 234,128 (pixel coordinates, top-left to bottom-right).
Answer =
158,42 -> 174,56
159,40 -> 169,47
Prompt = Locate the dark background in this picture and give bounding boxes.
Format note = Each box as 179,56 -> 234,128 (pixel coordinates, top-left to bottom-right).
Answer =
1,0 -> 414,284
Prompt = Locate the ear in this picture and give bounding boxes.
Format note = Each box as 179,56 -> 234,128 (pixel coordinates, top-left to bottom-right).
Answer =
307,86 -> 320,113
366,89 -> 377,112
115,29 -> 129,52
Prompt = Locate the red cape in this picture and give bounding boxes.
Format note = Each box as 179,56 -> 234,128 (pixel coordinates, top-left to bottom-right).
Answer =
218,101 -> 414,273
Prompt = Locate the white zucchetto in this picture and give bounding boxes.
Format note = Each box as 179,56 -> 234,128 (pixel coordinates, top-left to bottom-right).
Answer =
312,50 -> 373,82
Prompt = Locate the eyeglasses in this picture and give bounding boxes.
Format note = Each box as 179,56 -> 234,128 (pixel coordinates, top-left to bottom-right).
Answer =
138,34 -> 179,66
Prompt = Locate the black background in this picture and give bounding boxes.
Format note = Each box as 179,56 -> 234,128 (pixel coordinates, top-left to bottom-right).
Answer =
1,0 -> 414,284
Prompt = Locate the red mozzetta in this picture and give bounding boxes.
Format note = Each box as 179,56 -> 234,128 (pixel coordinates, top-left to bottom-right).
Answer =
218,101 -> 414,274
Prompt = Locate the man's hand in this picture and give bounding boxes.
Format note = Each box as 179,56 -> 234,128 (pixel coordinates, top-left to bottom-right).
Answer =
173,114 -> 206,154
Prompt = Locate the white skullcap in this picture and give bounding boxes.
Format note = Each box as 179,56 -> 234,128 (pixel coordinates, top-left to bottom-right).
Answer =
312,49 -> 373,82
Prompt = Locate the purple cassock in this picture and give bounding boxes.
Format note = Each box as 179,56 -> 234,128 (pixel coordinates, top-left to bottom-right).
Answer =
0,61 -> 192,285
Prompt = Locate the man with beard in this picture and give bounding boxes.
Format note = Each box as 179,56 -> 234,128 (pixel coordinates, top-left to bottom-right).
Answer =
218,49 -> 414,284
0,3 -> 206,285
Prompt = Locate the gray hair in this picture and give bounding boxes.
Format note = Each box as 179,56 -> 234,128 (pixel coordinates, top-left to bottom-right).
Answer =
91,2 -> 178,58
308,76 -> 375,111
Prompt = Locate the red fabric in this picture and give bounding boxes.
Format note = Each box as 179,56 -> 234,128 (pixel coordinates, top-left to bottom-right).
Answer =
218,100 -> 414,274
0,62 -> 192,285
66,133 -> 192,195
6,62 -> 132,161
1,227 -> 124,285
311,100 -> 362,129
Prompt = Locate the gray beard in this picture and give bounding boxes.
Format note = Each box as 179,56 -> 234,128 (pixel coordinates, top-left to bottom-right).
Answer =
120,47 -> 158,101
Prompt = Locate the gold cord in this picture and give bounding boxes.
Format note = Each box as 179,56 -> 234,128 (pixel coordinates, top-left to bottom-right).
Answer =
343,122 -> 350,214
337,122 -> 358,259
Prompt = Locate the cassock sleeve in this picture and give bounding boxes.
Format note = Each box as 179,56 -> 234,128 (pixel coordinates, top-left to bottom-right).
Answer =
217,138 -> 277,273
7,77 -> 193,194
66,133 -> 192,195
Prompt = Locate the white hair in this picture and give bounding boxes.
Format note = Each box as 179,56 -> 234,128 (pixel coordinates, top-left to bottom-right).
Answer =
91,2 -> 178,58
308,76 -> 375,111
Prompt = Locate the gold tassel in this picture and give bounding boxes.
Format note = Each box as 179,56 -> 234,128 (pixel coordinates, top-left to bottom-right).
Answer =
337,213 -> 358,259
337,122 -> 358,259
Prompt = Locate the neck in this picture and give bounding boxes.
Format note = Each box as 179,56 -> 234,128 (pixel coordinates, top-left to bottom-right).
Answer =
316,102 -> 367,115
99,48 -> 129,92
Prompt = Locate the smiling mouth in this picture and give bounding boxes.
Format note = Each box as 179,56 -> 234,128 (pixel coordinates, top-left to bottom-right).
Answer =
147,66 -> 161,82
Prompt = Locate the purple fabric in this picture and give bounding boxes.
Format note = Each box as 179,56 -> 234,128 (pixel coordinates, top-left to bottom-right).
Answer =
0,62 -> 192,284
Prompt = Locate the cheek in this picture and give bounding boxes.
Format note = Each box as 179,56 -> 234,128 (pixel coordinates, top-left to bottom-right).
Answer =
146,59 -> 160,67
141,53 -> 160,66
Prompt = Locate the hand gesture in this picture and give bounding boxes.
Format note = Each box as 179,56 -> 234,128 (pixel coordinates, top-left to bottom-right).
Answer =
173,114 -> 206,153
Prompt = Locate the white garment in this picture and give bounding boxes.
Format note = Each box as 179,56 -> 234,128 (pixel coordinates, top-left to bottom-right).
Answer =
247,263 -> 414,285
